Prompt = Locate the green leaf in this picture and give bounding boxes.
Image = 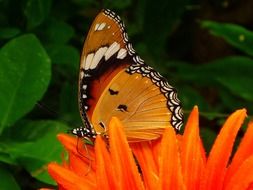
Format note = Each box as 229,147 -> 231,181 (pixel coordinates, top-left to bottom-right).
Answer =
46,44 -> 79,67
45,44 -> 79,80
0,34 -> 51,133
19,157 -> 55,185
43,19 -> 75,44
0,167 -> 20,190
24,0 -> 52,29
104,0 -> 132,9
6,120 -> 67,160
5,120 -> 68,184
202,20 -> 253,56
176,56 -> 253,82
219,89 -> 248,111
0,28 -> 21,39
217,77 -> 253,102
203,56 -> 253,101
59,82 -> 80,123
143,0 -> 189,56
179,86 -> 210,112
173,56 -> 253,104
71,0 -> 98,6
0,152 -> 17,165
168,61 -> 215,85
200,127 -> 217,153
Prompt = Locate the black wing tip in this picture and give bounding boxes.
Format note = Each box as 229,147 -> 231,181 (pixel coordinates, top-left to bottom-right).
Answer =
102,9 -> 115,15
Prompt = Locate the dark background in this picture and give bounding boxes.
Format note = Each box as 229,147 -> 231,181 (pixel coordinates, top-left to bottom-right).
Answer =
0,0 -> 253,189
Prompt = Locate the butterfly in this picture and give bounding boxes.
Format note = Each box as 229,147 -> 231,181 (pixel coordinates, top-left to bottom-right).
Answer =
71,9 -> 183,142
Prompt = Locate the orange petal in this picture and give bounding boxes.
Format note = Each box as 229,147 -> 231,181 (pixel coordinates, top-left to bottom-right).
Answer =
57,133 -> 78,151
57,134 -> 95,158
158,127 -> 186,190
95,135 -> 118,190
224,155 -> 253,190
108,117 -> 144,190
48,163 -> 96,190
181,106 -> 206,190
200,109 -> 247,190
246,183 -> 253,190
68,153 -> 96,182
57,134 -> 96,178
151,136 -> 162,168
131,141 -> 159,190
224,121 -> 253,186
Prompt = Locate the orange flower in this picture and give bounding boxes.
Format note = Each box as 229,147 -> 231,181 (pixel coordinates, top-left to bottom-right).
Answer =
48,106 -> 253,190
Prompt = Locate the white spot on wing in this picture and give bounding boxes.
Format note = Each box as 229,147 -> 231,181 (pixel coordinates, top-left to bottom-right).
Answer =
82,84 -> 87,89
84,73 -> 91,77
136,55 -> 144,64
123,32 -> 129,42
105,42 -> 120,60
97,22 -> 106,31
85,53 -> 94,70
90,47 -> 108,69
117,48 -> 127,59
127,43 -> 135,54
95,23 -> 99,31
80,71 -> 84,79
80,56 -> 86,69
72,128 -> 77,134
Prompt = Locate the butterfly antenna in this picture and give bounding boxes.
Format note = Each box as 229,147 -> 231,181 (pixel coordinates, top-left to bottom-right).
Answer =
76,137 -> 94,175
36,101 -> 82,129
36,101 -> 59,117
83,139 -> 92,176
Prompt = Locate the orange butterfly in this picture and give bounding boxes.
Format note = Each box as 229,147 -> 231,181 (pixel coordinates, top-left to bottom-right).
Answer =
71,9 -> 183,142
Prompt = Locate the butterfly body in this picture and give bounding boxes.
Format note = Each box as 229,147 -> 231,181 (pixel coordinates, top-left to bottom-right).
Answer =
72,9 -> 183,141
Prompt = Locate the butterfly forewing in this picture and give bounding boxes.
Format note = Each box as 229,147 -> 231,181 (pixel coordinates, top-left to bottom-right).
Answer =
77,9 -> 183,141
79,10 -> 130,124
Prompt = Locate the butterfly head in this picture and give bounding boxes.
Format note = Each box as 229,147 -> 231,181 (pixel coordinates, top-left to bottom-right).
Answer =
71,127 -> 96,138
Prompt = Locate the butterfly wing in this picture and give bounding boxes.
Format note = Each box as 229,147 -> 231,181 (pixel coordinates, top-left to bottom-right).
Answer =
78,9 -> 183,141
79,10 -> 131,132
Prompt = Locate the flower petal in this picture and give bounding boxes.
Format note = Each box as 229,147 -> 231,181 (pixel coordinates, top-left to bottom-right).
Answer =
109,117 -> 144,190
131,141 -> 159,190
181,106 -> 206,190
57,133 -> 95,159
158,127 -> 185,190
224,155 -> 253,190
95,135 -> 118,190
68,153 -> 96,182
246,183 -> 253,190
57,134 -> 96,179
224,121 -> 253,186
48,163 -> 96,190
150,137 -> 162,167
200,109 -> 247,190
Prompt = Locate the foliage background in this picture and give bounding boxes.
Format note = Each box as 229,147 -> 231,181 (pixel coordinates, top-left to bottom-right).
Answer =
0,0 -> 253,189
